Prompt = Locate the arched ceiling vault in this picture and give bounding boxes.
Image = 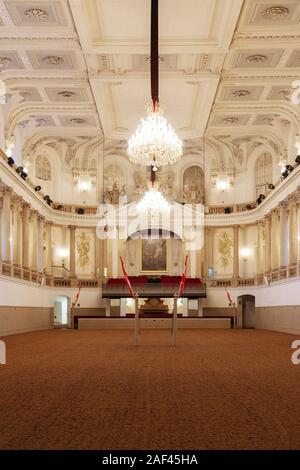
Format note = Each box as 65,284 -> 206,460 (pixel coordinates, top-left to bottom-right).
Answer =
1,0 -> 300,160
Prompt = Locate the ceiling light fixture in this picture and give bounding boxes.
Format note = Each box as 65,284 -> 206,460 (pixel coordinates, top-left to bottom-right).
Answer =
127,0 -> 182,171
136,184 -> 170,214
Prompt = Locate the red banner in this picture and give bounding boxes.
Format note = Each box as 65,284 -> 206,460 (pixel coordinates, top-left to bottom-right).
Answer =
177,255 -> 188,297
72,286 -> 81,308
225,286 -> 233,305
120,257 -> 137,299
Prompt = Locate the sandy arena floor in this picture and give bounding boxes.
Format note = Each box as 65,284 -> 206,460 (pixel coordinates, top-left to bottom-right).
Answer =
0,328 -> 300,450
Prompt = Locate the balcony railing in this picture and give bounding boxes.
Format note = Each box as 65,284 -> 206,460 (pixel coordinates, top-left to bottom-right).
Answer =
1,261 -> 300,289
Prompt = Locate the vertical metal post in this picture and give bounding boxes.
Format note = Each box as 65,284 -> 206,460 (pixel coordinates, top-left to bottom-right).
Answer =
134,297 -> 139,346
172,295 -> 178,346
233,303 -> 237,329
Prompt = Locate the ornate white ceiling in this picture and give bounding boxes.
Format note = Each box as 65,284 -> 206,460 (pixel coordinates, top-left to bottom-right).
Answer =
0,0 -> 300,150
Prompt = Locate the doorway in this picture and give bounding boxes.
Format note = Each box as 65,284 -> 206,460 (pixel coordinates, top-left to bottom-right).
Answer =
237,295 -> 255,328
53,296 -> 71,328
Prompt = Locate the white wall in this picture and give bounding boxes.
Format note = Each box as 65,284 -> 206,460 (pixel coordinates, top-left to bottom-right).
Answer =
1,276 -> 300,335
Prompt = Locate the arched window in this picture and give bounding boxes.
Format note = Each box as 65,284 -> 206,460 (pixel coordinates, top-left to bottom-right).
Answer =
255,153 -> 272,198
36,155 -> 51,181
182,165 -> 204,203
104,164 -> 126,205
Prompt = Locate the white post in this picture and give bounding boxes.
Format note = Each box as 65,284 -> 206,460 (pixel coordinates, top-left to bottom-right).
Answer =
172,295 -> 178,346
134,297 -> 139,346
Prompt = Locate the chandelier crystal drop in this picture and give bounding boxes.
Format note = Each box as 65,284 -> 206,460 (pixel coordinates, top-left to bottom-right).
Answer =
128,105 -> 182,170
136,185 -> 170,213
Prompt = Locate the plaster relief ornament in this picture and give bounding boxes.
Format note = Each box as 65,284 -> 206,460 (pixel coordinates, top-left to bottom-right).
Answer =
223,117 -> 238,124
70,118 -> 85,124
25,8 -> 48,19
262,6 -> 289,19
76,233 -> 90,270
217,232 -> 233,270
42,56 -> 64,66
0,57 -> 11,68
58,91 -> 76,98
278,90 -> 290,100
247,55 -> 267,64
20,91 -> 32,101
232,90 -> 250,97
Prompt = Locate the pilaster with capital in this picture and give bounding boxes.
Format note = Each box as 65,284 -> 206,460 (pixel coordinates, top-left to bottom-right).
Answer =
37,215 -> 45,272
22,203 -> 31,269
270,208 -> 279,270
30,210 -> 39,271
288,196 -> 298,266
45,221 -> 53,276
1,187 -> 13,263
232,225 -> 240,286
256,220 -> 264,276
263,215 -> 271,274
278,202 -> 288,268
12,195 -> 23,266
69,225 -> 76,278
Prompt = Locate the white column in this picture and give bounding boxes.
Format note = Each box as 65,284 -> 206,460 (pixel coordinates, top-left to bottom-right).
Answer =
264,215 -> 271,274
69,225 -> 76,278
232,225 -> 239,286
30,210 -> 38,271
256,221 -> 263,276
12,195 -> 22,266
270,209 -> 279,270
22,203 -> 31,269
288,197 -> 298,266
37,215 -> 45,272
45,221 -> 53,276
278,202 -> 288,268
1,187 -> 13,263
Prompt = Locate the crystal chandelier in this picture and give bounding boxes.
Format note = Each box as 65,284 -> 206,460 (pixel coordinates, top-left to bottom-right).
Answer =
128,104 -> 182,170
136,185 -> 170,213
127,0 -> 182,170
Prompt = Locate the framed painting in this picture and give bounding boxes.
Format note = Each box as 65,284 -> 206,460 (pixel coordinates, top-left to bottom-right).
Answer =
140,238 -> 168,273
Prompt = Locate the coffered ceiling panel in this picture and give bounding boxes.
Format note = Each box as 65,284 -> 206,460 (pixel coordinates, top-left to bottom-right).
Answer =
4,1 -> 67,26
14,86 -> 42,101
218,86 -> 264,101
267,86 -> 292,101
45,87 -> 90,102
29,114 -> 56,126
0,51 -> 24,69
228,49 -> 284,69
209,114 -> 251,126
71,0 -> 243,53
26,50 -> 79,70
58,115 -> 98,128
240,0 -> 300,28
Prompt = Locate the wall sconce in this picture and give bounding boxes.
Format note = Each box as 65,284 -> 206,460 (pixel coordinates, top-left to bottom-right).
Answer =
295,135 -> 300,156
214,175 -> 233,192
78,175 -> 91,193
240,247 -> 251,261
56,248 -> 69,265
126,298 -> 134,307
278,158 -> 287,174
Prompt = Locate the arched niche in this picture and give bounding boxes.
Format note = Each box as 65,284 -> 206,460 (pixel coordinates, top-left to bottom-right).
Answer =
254,152 -> 273,198
104,163 -> 126,205
182,165 -> 204,204
126,229 -> 183,276
35,154 -> 52,181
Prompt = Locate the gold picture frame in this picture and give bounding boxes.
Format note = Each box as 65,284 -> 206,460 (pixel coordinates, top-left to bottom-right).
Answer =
140,238 -> 168,273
